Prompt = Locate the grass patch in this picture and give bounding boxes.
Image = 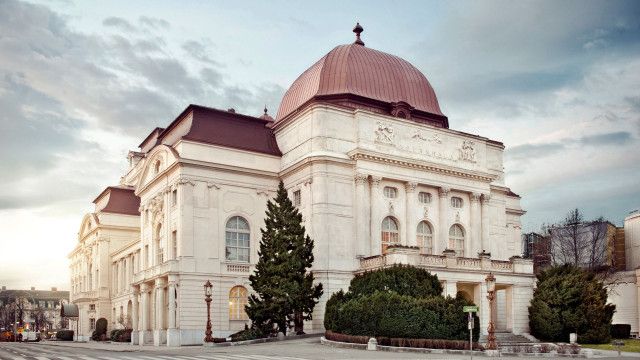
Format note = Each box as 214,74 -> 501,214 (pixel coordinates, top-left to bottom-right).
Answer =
581,338 -> 640,353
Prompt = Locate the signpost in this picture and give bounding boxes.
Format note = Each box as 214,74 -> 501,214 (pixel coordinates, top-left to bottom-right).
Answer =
464,306 -> 479,359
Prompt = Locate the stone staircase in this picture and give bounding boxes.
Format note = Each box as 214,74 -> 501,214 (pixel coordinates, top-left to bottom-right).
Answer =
479,331 -> 537,344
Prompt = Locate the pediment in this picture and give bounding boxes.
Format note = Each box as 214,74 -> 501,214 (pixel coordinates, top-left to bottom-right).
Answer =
136,145 -> 180,193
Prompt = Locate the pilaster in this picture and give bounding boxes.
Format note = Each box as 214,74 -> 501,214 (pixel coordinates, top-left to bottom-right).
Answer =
405,182 -> 418,246
438,187 -> 450,253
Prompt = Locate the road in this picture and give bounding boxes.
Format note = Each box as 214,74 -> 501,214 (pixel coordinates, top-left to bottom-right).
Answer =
0,338 -> 634,360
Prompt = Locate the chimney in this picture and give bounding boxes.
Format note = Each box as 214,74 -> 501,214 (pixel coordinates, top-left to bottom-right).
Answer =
30,286 -> 35,291
51,287 -> 57,292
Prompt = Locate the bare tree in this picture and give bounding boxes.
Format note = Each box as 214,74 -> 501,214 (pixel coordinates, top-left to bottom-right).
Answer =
30,307 -> 52,331
545,209 -> 614,275
117,313 -> 131,329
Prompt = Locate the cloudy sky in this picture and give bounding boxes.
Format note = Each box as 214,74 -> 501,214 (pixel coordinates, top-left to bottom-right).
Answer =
1,0 -> 639,290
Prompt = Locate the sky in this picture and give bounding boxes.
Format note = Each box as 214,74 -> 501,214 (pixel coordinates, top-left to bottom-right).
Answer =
0,0 -> 639,290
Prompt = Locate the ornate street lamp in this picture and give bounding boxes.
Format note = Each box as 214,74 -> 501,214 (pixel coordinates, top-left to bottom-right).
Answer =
204,280 -> 213,343
485,273 -> 497,350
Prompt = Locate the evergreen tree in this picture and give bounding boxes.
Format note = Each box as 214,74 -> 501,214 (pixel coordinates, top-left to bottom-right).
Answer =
246,181 -> 323,335
528,264 -> 615,343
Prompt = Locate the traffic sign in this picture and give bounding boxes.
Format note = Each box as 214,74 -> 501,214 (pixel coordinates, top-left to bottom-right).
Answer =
463,305 -> 479,313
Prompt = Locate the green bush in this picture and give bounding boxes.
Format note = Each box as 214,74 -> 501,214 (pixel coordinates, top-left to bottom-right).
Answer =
230,326 -> 266,342
328,291 -> 478,341
91,318 -> 108,341
109,329 -> 132,342
349,264 -> 443,298
528,265 -> 615,344
324,266 -> 478,342
55,330 -> 74,341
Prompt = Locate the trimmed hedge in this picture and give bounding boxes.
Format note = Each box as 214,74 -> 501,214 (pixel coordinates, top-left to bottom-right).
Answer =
325,330 -> 483,350
109,328 -> 132,342
55,330 -> 74,341
326,290 -> 478,341
349,264 -> 443,298
230,327 -> 266,342
611,324 -> 631,339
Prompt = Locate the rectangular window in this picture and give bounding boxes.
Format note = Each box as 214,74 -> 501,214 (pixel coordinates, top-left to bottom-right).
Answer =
171,231 -> 177,260
90,318 -> 96,330
451,197 -> 463,208
293,190 -> 301,207
418,192 -> 432,204
171,189 -> 177,206
383,186 -> 398,198
144,245 -> 149,268
89,304 -> 95,311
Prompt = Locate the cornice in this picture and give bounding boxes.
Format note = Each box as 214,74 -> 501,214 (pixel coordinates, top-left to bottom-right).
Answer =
348,149 -> 497,183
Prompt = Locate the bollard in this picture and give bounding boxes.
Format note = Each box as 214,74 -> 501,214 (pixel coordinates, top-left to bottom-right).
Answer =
367,337 -> 378,351
569,333 -> 577,344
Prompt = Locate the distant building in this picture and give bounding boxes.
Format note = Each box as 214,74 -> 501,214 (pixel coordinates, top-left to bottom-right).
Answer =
605,210 -> 640,337
522,232 -> 550,274
0,286 -> 69,331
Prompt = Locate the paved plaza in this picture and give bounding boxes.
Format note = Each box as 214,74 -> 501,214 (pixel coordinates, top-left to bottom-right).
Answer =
0,338 -> 636,360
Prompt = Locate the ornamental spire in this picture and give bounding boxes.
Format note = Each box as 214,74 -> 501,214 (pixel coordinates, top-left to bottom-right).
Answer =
353,22 -> 364,46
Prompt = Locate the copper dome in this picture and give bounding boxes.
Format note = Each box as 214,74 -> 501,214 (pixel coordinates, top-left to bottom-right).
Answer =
276,43 -> 447,127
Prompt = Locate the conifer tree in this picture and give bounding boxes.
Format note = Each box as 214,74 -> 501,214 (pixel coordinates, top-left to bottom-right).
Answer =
246,181 -> 323,335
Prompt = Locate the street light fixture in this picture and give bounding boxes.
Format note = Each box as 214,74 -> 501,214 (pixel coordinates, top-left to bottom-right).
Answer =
485,273 -> 497,350
204,280 -> 213,343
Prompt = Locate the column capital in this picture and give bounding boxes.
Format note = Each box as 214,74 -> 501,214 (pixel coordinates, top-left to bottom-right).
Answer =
370,176 -> 382,187
405,182 -> 418,193
438,187 -> 450,198
471,192 -> 482,203
154,277 -> 166,288
131,285 -> 140,295
354,173 -> 368,185
140,282 -> 151,292
481,193 -> 491,204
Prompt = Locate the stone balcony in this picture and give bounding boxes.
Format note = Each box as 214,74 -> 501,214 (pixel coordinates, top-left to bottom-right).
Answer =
133,259 -> 180,284
358,246 -> 533,275
71,287 -> 110,302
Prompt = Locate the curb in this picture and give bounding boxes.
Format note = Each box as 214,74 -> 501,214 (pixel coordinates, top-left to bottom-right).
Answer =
204,333 -> 322,347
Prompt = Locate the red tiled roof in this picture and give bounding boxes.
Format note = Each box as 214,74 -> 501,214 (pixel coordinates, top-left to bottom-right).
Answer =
93,186 -> 140,216
276,43 -> 444,122
162,105 -> 281,156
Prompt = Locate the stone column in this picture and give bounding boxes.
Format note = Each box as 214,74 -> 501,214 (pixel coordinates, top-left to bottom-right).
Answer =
470,193 -> 482,257
481,194 -> 491,254
131,287 -> 140,345
154,278 -> 166,346
405,182 -> 418,246
139,283 -> 150,345
166,277 -> 179,346
370,176 -> 383,255
355,173 -> 369,257
438,187 -> 450,254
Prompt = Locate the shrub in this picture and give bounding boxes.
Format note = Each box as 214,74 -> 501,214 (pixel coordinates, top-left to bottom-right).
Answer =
529,265 -> 614,344
229,326 -> 266,342
325,330 -> 483,350
109,329 -> 132,342
91,318 -> 108,341
326,290 -> 479,341
611,324 -> 631,339
55,330 -> 74,341
349,265 -> 443,299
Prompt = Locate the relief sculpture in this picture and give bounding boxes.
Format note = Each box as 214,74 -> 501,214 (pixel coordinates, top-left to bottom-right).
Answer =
375,121 -> 394,144
458,140 -> 476,163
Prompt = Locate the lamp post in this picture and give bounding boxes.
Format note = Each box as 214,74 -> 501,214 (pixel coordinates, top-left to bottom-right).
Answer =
485,273 -> 497,350
204,280 -> 213,343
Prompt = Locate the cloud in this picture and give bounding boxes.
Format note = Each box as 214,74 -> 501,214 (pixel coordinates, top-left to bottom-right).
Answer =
103,16 -> 137,32
139,16 -> 170,30
182,40 -> 221,66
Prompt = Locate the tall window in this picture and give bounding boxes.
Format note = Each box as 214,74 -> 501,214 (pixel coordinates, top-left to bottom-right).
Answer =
381,217 -> 399,254
90,318 -> 95,330
383,186 -> 398,198
451,197 -> 463,208
293,190 -> 301,207
226,216 -> 250,262
418,192 -> 432,204
416,221 -> 433,254
155,223 -> 163,265
228,286 -> 249,320
171,231 -> 177,260
171,189 -> 177,206
449,224 -> 465,257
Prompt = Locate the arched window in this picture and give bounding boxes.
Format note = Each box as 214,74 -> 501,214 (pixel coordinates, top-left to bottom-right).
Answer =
226,216 -> 250,262
229,286 -> 249,320
381,217 -> 399,254
153,160 -> 161,174
449,224 -> 465,257
416,221 -> 433,254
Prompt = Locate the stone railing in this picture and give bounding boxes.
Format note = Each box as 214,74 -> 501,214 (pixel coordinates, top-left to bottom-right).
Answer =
226,263 -> 250,273
133,259 -> 179,283
358,248 -> 532,275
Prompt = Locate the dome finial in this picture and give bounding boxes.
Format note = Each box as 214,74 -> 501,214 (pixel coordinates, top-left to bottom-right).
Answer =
264,105 -> 268,114
353,22 -> 364,46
